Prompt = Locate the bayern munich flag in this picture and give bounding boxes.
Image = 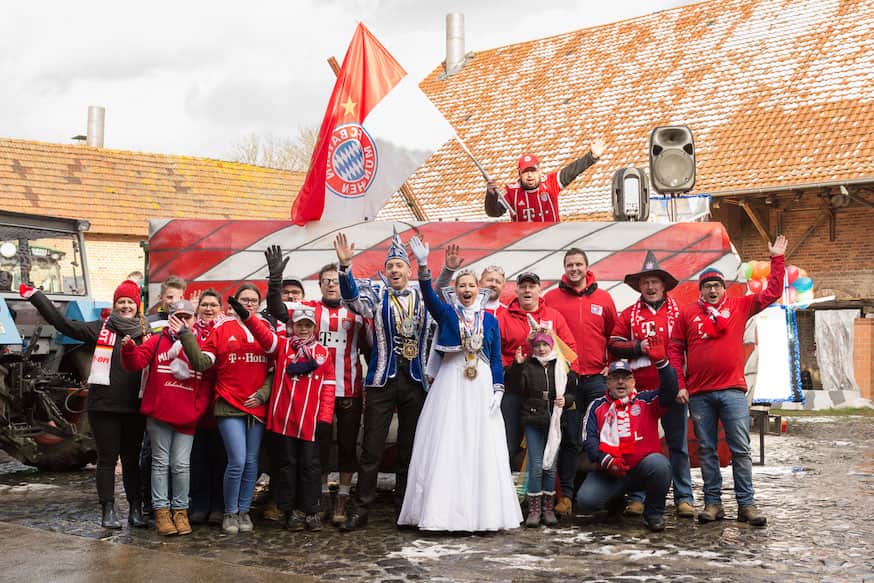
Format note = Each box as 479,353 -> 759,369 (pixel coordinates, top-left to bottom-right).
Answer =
292,23 -> 455,224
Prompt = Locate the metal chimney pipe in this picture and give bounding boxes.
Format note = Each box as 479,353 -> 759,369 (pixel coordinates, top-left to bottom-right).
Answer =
86,106 -> 105,148
445,13 -> 465,76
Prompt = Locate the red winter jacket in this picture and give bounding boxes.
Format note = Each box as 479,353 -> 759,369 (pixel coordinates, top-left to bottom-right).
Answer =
668,255 -> 785,394
544,273 -> 618,375
496,298 -> 577,369
121,329 -> 212,435
244,315 -> 335,442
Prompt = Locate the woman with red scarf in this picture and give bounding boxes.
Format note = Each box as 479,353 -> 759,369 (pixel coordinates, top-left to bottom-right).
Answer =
179,283 -> 271,535
228,297 -> 334,532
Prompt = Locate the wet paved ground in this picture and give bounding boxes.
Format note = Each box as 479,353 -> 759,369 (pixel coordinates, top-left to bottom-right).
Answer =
1,414 -> 873,582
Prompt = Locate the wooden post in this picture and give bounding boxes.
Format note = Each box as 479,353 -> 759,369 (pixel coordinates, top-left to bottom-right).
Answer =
326,57 -> 429,221
739,200 -> 771,245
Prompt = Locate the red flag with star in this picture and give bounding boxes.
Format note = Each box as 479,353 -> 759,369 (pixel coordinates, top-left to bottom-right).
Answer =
291,23 -> 454,224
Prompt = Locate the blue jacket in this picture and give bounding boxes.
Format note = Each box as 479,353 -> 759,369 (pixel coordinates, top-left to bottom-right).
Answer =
339,267 -> 429,388
419,275 -> 504,387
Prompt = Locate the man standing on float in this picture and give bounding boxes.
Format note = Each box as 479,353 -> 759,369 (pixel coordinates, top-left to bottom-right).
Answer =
333,229 -> 430,531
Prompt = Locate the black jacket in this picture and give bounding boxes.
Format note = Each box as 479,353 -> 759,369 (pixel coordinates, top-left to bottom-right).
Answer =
506,358 -> 577,428
30,291 -> 144,414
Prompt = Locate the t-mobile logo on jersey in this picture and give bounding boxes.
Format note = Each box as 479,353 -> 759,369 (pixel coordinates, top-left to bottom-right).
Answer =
227,353 -> 268,364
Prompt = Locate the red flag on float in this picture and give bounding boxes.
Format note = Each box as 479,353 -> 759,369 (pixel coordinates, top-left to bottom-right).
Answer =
292,23 -> 455,224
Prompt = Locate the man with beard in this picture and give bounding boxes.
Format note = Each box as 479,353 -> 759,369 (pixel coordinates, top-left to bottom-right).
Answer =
264,248 -> 368,527
544,248 -> 617,515
497,272 -> 577,464
484,140 -> 605,222
332,229 -> 430,531
434,244 -> 507,316
609,252 -> 693,519
669,235 -> 788,527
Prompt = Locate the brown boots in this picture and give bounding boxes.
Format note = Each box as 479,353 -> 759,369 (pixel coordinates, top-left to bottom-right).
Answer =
154,508 -> 192,535
154,508 -> 177,536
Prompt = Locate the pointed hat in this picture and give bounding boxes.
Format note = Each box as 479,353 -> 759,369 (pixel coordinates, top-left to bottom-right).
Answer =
623,250 -> 679,292
385,226 -> 410,266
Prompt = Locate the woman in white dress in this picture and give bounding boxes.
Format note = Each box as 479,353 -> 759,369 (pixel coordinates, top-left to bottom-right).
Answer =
397,238 -> 522,531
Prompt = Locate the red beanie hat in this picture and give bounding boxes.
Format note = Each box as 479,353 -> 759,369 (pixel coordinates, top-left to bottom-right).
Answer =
113,279 -> 142,309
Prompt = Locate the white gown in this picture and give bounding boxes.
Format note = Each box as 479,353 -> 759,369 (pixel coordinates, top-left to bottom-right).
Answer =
398,351 -> 522,531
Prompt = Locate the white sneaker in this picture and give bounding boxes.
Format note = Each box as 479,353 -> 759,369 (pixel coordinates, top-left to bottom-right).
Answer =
222,513 -> 239,534
238,512 -> 254,532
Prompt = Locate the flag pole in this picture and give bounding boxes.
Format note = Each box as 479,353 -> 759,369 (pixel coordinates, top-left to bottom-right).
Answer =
326,57 -> 429,222
454,135 -> 492,182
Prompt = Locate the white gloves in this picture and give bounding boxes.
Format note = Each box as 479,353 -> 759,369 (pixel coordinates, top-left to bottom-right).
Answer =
489,388 -> 504,415
409,236 -> 430,266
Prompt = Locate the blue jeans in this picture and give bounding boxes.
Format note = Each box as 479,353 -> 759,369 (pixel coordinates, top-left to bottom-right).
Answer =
146,418 -> 194,511
629,401 -> 693,505
217,416 -> 265,514
524,425 -> 556,494
558,374 -> 606,498
576,453 -> 671,521
689,389 -> 755,506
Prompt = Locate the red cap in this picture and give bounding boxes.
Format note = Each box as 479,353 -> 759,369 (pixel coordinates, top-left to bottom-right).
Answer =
518,153 -> 539,171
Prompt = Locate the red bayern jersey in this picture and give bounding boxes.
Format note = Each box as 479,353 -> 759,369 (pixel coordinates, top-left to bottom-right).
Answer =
500,171 -> 562,222
201,315 -> 272,420
309,301 -> 368,398
668,255 -> 785,394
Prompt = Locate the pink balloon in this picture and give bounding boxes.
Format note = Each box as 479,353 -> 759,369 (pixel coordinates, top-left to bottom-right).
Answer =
748,279 -> 763,293
786,265 -> 800,284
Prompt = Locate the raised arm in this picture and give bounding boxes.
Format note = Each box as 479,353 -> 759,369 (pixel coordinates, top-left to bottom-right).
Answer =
334,233 -> 375,320
752,235 -> 788,314
228,296 -> 278,355
24,287 -> 100,343
264,245 -> 290,324
558,139 -> 605,188
434,243 -> 465,291
120,333 -> 160,372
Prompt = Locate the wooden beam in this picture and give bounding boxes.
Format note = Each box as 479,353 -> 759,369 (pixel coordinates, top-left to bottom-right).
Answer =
786,206 -> 828,259
739,201 -> 771,246
326,57 -> 429,222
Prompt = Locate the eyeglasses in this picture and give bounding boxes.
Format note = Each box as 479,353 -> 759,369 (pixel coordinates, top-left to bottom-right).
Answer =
199,301 -> 221,308
237,297 -> 260,305
701,282 -> 724,290
320,278 -> 339,285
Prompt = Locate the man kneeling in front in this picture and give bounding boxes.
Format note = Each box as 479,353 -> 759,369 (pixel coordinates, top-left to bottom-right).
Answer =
576,355 -> 678,532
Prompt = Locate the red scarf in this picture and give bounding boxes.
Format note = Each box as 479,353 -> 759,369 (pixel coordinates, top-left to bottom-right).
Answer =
290,334 -> 317,362
599,390 -> 639,458
629,296 -> 680,340
697,297 -> 730,339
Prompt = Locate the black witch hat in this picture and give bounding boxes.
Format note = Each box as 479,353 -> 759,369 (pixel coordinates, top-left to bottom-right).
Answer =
623,250 -> 679,292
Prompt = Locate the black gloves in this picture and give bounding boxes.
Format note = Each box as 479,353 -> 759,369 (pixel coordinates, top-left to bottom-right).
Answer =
227,296 -> 249,321
265,245 -> 289,284
286,358 -> 318,377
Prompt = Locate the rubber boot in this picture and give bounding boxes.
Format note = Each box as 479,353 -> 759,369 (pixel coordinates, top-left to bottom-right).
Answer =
525,494 -> 542,528
541,492 -> 558,527
128,499 -> 146,528
101,501 -> 122,530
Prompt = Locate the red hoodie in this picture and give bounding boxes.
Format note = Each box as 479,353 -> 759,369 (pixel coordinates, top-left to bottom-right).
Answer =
544,273 -> 618,375
496,297 -> 577,370
121,329 -> 213,435
668,255 -> 785,394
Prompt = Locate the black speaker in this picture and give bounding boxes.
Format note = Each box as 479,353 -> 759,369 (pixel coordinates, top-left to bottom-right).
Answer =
611,167 -> 650,222
649,125 -> 695,193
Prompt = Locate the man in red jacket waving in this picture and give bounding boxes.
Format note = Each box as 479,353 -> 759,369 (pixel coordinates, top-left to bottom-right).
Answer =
668,235 -> 788,528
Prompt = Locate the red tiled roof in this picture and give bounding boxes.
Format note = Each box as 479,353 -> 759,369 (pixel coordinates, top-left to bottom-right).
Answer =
380,0 -> 874,221
0,138 -> 304,236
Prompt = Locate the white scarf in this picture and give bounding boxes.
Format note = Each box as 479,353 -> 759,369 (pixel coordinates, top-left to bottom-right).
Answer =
542,347 -> 569,470
87,320 -> 116,386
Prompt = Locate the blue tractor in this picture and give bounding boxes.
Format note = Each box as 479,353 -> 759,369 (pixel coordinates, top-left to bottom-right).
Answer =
0,210 -> 106,469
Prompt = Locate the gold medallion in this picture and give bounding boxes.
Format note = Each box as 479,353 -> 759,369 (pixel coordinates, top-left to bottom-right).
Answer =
401,340 -> 418,360
464,361 -> 478,380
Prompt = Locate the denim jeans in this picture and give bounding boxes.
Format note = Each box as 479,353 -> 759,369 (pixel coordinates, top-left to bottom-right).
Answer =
146,418 -> 194,511
629,400 -> 693,505
558,374 -> 606,498
524,425 -> 556,494
689,389 -> 755,506
575,453 -> 671,521
217,416 -> 265,514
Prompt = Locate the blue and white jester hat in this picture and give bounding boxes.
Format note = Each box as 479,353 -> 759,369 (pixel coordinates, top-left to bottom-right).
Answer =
385,226 -> 410,267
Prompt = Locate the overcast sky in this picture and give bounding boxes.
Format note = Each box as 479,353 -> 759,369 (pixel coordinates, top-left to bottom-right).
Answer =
1,0 -> 697,160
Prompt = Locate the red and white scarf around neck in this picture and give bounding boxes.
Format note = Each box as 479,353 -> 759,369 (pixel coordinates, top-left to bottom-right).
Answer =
697,297 -> 730,339
599,390 -> 639,459
629,296 -> 680,340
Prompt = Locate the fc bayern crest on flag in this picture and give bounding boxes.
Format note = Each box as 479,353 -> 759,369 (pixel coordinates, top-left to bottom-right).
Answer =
325,123 -> 378,199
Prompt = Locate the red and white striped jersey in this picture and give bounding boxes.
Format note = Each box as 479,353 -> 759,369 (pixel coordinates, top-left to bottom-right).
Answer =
306,301 -> 368,398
